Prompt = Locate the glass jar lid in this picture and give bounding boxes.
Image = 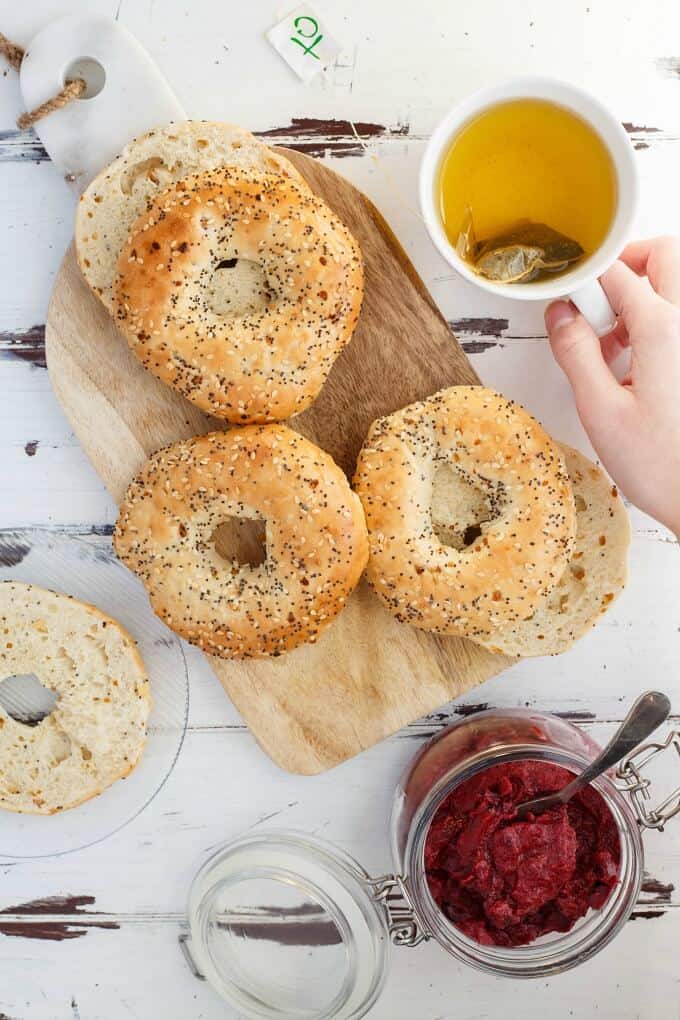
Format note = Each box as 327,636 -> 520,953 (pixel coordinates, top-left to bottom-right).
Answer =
184,831 -> 391,1020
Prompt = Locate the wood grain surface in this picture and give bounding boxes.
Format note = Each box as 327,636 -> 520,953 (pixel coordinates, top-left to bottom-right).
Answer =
45,146 -> 508,774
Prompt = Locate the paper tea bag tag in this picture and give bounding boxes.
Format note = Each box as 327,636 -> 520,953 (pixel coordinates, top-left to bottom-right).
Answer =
267,4 -> 342,82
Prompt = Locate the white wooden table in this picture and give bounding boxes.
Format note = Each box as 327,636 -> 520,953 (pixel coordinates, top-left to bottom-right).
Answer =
1,2 -> 680,1017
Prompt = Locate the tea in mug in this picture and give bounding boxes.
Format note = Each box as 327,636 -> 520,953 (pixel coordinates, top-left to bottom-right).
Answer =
439,98 -> 617,283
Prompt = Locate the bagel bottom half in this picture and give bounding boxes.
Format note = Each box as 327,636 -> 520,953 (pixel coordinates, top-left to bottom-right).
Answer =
463,445 -> 630,656
0,582 -> 149,815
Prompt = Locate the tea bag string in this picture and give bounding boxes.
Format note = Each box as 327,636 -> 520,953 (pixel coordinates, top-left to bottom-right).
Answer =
0,31 -> 86,130
347,118 -> 428,226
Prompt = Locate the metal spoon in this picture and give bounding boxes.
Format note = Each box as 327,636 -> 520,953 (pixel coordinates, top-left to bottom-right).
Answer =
515,691 -> 671,821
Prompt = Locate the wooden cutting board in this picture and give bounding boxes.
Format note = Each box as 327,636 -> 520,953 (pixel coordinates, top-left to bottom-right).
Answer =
46,148 -> 510,774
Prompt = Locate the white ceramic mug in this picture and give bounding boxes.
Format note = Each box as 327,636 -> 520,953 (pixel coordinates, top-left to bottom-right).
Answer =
419,77 -> 639,336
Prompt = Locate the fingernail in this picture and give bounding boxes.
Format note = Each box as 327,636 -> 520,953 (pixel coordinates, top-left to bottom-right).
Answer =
545,300 -> 578,332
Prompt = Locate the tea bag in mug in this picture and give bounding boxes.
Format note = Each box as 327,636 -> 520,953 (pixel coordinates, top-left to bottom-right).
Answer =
472,220 -> 584,283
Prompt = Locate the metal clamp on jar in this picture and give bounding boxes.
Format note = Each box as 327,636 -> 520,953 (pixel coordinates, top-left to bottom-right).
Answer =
179,693 -> 680,1020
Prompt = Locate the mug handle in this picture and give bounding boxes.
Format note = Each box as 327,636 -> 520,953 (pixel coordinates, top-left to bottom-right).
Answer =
568,279 -> 616,337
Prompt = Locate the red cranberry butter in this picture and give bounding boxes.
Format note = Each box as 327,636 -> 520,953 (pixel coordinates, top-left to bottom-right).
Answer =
424,760 -> 621,946
390,709 -> 648,977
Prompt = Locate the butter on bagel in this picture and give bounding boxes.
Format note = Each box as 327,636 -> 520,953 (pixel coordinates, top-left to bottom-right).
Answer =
0,583 -> 150,815
113,427 -> 369,659
113,167 -> 364,423
76,120 -> 307,313
353,386 -> 576,639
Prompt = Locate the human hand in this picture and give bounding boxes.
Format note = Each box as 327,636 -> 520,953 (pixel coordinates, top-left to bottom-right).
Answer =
545,237 -> 680,537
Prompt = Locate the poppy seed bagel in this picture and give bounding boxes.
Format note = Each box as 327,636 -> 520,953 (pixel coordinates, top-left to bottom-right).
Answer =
113,166 -> 364,423
76,120 -> 308,313
353,386 -> 577,639
113,427 -> 369,659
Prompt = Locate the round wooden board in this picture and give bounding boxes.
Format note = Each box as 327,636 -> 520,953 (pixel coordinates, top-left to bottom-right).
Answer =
45,147 -> 510,774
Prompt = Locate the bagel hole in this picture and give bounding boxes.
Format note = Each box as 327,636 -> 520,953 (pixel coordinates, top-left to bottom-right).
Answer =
0,673 -> 59,727
119,156 -> 173,195
208,258 -> 275,317
211,518 -> 267,568
431,464 -> 502,551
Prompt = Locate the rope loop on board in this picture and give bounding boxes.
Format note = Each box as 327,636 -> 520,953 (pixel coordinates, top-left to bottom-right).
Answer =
0,30 -> 85,130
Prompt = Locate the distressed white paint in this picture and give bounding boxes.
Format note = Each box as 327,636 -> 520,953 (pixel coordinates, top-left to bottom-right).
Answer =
0,0 -> 679,1017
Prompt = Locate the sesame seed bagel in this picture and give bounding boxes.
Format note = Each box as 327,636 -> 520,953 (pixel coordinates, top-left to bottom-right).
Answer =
113,167 -> 364,423
113,427 -> 369,658
353,386 -> 577,639
76,120 -> 308,313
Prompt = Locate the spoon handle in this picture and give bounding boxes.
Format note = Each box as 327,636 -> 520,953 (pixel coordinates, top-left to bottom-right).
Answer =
560,691 -> 671,802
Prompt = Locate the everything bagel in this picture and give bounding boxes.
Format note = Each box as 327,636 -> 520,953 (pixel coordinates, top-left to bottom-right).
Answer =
75,120 -> 308,313
114,167 -> 363,423
113,426 -> 369,658
353,386 -> 576,639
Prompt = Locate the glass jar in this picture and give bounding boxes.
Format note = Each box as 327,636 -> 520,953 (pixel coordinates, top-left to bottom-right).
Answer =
181,708 -> 680,1019
391,708 -> 643,978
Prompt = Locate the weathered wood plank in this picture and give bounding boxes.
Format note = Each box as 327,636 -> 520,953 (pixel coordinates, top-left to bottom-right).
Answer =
0,0 -> 679,1015
3,911 -> 677,1020
1,120 -> 677,164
